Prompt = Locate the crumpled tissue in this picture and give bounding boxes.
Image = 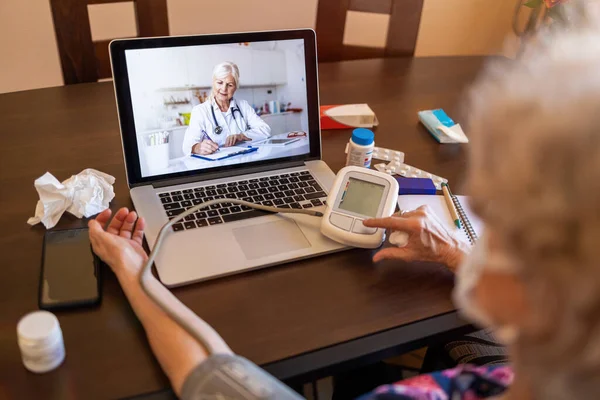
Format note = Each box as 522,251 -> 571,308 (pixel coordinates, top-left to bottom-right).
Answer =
27,169 -> 115,229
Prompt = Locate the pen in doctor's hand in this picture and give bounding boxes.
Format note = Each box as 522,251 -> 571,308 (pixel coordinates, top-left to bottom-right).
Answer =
201,130 -> 219,152
192,131 -> 218,155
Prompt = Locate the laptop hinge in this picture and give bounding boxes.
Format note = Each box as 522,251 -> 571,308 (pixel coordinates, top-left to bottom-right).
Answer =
147,160 -> 307,189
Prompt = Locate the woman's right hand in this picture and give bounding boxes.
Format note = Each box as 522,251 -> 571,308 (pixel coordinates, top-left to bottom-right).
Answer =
193,140 -> 219,155
363,205 -> 469,273
88,208 -> 148,280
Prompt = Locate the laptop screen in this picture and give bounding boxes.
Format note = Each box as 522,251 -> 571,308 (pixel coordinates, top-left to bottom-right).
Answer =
124,39 -> 311,179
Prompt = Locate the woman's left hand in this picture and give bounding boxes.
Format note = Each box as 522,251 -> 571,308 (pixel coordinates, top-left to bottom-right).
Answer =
363,206 -> 469,272
224,133 -> 250,147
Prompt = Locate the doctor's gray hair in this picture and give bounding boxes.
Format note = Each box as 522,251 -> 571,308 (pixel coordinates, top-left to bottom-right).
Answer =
209,61 -> 240,101
466,2 -> 600,399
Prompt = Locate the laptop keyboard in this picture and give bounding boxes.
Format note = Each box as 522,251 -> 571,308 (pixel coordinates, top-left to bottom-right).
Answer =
158,171 -> 328,232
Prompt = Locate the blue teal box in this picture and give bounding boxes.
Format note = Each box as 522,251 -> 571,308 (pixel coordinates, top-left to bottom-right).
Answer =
396,176 -> 436,195
418,109 -> 455,143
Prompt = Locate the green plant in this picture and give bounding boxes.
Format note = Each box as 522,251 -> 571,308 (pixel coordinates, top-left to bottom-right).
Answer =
524,0 -> 570,20
525,0 -> 568,8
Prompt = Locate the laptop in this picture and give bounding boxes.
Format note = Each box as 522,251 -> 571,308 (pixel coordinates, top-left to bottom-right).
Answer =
110,29 -> 346,287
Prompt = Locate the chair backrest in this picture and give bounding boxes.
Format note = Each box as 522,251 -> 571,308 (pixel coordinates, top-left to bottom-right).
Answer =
316,0 -> 424,62
49,0 -> 169,84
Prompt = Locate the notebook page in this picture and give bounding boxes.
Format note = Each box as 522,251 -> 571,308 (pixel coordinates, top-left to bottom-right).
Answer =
397,195 -> 482,244
456,196 -> 483,240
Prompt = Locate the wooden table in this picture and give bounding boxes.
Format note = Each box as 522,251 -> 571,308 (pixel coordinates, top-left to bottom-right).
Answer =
0,56 -> 486,399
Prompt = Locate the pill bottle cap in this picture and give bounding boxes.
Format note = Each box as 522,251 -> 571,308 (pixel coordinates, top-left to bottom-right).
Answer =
351,128 -> 374,146
17,311 -> 61,347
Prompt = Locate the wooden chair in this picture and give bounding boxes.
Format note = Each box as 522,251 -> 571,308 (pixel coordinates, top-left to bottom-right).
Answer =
49,0 -> 169,84
315,0 -> 425,62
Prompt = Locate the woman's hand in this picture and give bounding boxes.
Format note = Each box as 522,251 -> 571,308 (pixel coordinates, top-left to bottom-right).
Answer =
224,133 -> 250,147
363,205 -> 469,273
88,208 -> 148,279
193,140 -> 219,155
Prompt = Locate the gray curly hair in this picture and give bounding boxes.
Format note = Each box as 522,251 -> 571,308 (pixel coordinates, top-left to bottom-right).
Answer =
208,61 -> 240,101
466,3 -> 600,399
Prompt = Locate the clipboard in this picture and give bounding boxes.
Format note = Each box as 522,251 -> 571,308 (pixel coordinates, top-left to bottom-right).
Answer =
191,146 -> 258,161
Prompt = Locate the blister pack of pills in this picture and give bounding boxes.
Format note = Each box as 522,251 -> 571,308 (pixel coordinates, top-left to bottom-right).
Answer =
372,146 -> 448,190
374,162 -> 448,190
372,147 -> 405,164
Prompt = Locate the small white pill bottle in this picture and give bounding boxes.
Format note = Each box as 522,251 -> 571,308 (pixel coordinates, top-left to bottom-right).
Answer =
345,128 -> 374,168
17,311 -> 66,373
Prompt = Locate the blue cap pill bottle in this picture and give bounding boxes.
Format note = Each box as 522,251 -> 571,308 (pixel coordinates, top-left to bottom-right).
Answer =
346,128 -> 375,168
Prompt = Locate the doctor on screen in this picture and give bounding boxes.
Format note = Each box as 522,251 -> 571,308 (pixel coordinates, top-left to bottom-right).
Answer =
182,62 -> 271,156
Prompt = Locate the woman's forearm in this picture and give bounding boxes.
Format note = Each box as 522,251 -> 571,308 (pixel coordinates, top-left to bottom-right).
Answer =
116,271 -> 208,396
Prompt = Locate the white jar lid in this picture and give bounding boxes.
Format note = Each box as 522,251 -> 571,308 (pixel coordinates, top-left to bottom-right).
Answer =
17,311 -> 60,344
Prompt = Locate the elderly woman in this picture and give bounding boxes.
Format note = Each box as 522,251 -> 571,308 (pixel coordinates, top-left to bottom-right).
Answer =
358,13 -> 600,400
182,61 -> 271,156
89,13 -> 600,400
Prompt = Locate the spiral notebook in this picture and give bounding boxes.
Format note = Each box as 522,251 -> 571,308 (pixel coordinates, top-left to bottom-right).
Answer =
397,195 -> 482,245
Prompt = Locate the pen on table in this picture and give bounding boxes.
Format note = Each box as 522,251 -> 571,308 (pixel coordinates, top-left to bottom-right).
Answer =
441,182 -> 461,229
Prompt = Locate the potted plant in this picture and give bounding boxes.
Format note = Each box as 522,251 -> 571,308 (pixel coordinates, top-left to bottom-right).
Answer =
513,0 -> 571,37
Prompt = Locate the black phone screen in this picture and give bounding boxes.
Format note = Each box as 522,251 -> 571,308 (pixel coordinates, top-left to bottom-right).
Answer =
40,228 -> 101,310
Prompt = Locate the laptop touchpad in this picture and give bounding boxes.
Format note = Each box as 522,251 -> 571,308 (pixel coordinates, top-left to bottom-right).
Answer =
233,219 -> 311,260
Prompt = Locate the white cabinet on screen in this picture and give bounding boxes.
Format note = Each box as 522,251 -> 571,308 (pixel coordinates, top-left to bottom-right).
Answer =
250,50 -> 287,86
165,46 -> 288,88
228,47 -> 253,86
147,48 -> 189,90
262,113 -> 286,135
262,112 -> 303,135
284,112 -> 303,132
270,51 -> 287,84
185,46 -> 215,87
186,46 -> 254,87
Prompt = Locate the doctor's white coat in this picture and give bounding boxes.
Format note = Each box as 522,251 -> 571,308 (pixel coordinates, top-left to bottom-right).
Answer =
182,98 -> 271,156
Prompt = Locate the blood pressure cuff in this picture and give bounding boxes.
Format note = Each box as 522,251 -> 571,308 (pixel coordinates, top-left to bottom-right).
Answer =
181,353 -> 303,399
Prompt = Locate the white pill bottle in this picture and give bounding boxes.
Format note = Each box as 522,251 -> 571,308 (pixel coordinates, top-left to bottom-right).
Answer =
345,128 -> 374,168
17,311 -> 66,373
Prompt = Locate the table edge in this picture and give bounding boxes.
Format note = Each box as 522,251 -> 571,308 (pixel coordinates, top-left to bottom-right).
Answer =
262,311 -> 475,382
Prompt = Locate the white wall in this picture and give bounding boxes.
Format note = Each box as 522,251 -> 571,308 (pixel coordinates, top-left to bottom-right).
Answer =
167,0 -> 319,36
0,0 -> 518,94
0,0 -> 63,93
415,0 -> 518,57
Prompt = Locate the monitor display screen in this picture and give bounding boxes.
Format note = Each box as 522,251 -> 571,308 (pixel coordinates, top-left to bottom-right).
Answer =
125,39 -> 310,178
338,178 -> 385,217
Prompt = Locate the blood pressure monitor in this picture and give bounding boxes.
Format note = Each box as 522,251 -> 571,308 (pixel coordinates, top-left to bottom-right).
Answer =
321,166 -> 399,249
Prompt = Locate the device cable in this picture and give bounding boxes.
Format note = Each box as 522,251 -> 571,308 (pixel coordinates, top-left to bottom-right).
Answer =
140,198 -> 323,355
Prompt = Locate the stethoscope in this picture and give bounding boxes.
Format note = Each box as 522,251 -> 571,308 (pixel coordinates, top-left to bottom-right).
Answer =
210,98 -> 250,135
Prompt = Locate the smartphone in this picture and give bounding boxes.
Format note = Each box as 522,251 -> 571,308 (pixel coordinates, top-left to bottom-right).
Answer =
39,228 -> 102,311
